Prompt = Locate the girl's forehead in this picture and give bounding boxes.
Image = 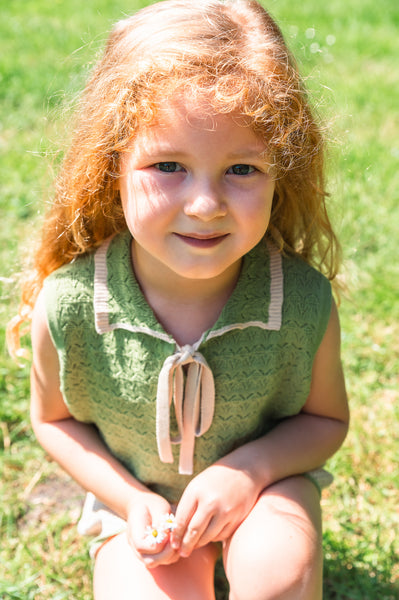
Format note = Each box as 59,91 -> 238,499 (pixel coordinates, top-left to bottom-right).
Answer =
145,93 -> 251,132
125,94 -> 269,165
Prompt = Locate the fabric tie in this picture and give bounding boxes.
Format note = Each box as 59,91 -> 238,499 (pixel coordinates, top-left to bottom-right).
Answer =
156,344 -> 215,475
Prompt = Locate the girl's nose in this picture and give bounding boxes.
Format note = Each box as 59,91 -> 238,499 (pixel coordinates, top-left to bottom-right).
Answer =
183,179 -> 227,221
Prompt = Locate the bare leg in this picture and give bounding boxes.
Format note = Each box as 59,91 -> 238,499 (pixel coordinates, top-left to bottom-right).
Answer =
93,532 -> 218,600
224,476 -> 323,600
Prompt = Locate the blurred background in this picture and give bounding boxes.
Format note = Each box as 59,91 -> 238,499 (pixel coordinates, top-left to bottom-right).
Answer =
1,0 -> 398,598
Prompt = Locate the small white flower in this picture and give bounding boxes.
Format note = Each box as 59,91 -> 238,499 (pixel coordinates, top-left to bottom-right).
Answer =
143,513 -> 177,546
144,525 -> 166,546
161,513 -> 177,532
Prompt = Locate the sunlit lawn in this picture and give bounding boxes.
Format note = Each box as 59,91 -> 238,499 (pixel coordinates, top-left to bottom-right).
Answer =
1,0 -> 398,598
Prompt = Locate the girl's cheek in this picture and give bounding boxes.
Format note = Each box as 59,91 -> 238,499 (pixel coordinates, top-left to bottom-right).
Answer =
133,172 -> 179,202
123,181 -> 179,227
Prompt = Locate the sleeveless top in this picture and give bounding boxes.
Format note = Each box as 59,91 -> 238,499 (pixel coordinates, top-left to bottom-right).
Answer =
44,230 -> 332,503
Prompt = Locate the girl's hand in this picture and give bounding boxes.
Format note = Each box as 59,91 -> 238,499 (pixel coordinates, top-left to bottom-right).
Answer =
171,463 -> 261,558
126,493 -> 180,568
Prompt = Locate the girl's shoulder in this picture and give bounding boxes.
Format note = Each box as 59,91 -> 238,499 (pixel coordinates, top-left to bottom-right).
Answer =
277,247 -> 332,305
44,250 -> 96,304
281,250 -> 331,287
280,251 -> 332,351
43,230 -> 130,300
43,251 -> 97,350
249,241 -> 332,304
42,231 -> 132,344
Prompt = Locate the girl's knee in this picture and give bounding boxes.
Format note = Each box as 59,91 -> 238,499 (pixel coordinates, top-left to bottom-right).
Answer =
94,533 -> 218,600
227,543 -> 322,600
224,477 -> 323,600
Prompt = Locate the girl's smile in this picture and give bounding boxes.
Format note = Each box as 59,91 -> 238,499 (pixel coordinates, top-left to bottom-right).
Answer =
173,232 -> 230,248
119,97 -> 275,296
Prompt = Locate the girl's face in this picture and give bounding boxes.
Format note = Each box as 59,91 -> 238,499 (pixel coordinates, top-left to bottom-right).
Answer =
119,97 -> 275,291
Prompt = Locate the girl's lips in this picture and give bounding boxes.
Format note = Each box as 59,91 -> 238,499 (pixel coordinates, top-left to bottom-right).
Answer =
174,232 -> 229,248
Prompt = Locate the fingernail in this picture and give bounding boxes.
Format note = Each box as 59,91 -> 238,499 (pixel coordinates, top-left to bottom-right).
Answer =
171,535 -> 180,549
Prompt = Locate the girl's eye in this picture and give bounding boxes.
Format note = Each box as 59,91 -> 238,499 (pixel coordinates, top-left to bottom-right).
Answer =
154,162 -> 183,173
227,164 -> 256,176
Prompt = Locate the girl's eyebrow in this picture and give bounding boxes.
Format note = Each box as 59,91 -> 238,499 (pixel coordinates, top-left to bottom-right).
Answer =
225,147 -> 267,159
137,143 -> 183,156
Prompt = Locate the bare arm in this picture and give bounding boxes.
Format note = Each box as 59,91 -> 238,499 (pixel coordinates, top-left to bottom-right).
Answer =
172,300 -> 349,555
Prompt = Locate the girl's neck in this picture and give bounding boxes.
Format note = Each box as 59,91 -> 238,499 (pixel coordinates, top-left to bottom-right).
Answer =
130,242 -> 241,346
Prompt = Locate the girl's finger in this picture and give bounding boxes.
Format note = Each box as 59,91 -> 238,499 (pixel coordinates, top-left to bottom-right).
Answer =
170,498 -> 198,550
126,504 -> 150,552
184,514 -> 229,550
141,544 -> 180,568
178,511 -> 214,557
212,519 -> 236,542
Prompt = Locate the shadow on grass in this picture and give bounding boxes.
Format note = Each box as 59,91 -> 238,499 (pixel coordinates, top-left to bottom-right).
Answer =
323,530 -> 399,600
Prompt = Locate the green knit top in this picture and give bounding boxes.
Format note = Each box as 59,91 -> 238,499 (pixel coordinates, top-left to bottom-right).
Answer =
44,230 -> 332,503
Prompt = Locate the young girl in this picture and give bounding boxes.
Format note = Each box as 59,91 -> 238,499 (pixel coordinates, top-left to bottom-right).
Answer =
9,1 -> 349,598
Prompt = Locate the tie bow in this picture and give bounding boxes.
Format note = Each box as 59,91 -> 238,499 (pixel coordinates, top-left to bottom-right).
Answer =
156,344 -> 215,475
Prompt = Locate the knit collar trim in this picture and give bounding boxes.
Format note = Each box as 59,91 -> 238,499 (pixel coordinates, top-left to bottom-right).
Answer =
93,230 -> 283,350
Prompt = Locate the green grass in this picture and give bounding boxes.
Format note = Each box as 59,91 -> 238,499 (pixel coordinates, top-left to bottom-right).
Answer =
1,0 -> 398,598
